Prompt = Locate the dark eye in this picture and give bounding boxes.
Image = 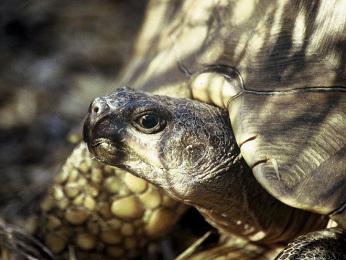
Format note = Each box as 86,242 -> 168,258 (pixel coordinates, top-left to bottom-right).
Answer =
139,114 -> 159,129
133,113 -> 166,134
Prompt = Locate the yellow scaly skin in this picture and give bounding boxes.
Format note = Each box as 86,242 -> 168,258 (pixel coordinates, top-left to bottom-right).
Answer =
37,143 -> 187,259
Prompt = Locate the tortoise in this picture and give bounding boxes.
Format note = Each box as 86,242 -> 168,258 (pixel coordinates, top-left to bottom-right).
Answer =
29,0 -> 346,258
112,0 -> 346,234
83,86 -> 346,259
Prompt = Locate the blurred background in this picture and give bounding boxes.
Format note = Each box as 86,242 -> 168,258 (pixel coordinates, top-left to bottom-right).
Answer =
0,0 -> 147,219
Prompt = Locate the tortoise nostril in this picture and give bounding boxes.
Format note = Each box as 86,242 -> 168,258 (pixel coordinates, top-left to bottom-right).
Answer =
90,97 -> 109,119
92,106 -> 99,114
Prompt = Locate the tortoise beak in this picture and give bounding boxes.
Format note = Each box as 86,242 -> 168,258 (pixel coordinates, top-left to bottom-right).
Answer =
83,101 -> 127,166
83,97 -> 111,147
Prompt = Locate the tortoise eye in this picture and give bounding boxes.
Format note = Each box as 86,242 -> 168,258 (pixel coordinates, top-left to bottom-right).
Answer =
139,114 -> 159,129
133,113 -> 166,134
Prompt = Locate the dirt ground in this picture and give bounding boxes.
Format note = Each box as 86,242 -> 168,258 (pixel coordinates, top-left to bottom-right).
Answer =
0,0 -> 147,218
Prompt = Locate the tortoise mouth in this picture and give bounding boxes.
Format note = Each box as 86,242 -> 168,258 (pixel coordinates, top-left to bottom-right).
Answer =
87,137 -> 126,166
83,111 -> 127,165
91,138 -> 118,154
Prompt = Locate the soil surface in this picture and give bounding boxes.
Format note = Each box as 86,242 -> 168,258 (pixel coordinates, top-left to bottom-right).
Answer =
0,0 -> 147,219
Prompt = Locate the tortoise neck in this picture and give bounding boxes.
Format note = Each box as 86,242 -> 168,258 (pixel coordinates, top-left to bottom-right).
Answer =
189,158 -> 328,244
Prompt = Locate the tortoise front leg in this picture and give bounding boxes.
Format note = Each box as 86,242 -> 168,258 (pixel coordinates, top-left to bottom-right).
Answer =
38,143 -> 187,259
275,228 -> 346,260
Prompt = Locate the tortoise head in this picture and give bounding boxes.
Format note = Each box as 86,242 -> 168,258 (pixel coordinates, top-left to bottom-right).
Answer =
83,87 -> 239,203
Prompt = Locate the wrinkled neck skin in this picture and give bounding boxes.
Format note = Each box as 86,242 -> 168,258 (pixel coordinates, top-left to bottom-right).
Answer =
187,156 -> 328,245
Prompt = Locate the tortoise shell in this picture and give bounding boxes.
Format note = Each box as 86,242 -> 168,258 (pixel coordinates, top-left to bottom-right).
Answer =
118,1 -> 346,223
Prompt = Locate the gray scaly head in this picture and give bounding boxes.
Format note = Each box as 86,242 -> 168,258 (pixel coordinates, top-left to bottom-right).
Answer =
84,87 -> 238,205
